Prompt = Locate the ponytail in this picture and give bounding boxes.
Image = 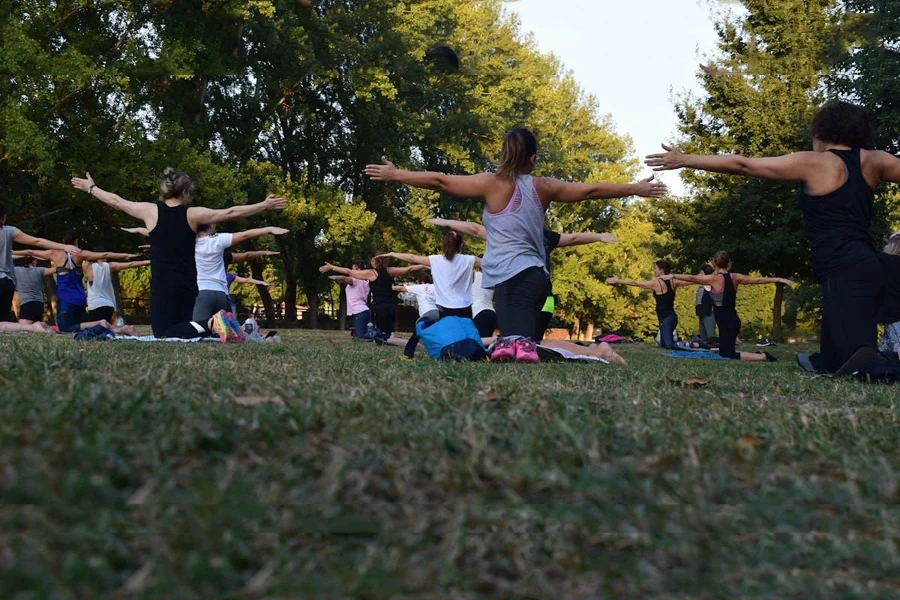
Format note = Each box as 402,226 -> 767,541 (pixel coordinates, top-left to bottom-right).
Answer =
497,128 -> 538,180
160,168 -> 194,201
442,230 -> 463,260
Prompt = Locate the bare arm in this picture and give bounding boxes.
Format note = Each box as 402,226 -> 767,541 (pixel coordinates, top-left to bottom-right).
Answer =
233,276 -> 272,287
876,150 -> 900,184
557,232 -> 619,247
731,274 -> 796,288
109,260 -> 151,272
388,265 -> 428,277
537,176 -> 666,204
428,218 -> 487,240
377,252 -> 431,267
229,250 -> 280,264
12,231 -> 79,254
474,257 -> 482,270
605,277 -> 660,291
187,195 -> 287,229
79,251 -> 139,262
319,263 -> 377,281
230,226 -> 289,246
43,267 -> 56,277
120,227 -> 149,237
670,273 -> 720,286
646,145 -> 823,182
13,249 -> 57,261
392,285 -> 408,293
366,157 -> 495,199
71,173 -> 157,224
329,275 -> 355,285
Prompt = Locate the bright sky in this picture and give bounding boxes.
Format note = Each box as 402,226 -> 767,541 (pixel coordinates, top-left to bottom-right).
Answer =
510,0 -> 723,195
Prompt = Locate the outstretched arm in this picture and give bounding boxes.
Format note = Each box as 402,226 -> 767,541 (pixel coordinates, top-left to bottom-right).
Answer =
605,277 -> 660,290
12,231 -> 79,254
187,195 -> 287,229
557,232 -> 619,247
428,218 -> 487,240
669,273 -> 719,286
366,157 -> 494,199
230,250 -> 280,264
13,249 -> 57,261
537,176 -> 666,204
329,275 -> 355,285
388,265 -> 428,277
376,252 -> 431,267
71,173 -> 157,223
121,227 -> 149,237
646,144 -> 824,182
80,251 -> 139,262
233,276 -> 272,287
392,285 -> 409,293
319,263 -> 377,282
230,226 -> 289,246
876,150 -> 900,184
109,260 -> 151,273
731,274 -> 796,287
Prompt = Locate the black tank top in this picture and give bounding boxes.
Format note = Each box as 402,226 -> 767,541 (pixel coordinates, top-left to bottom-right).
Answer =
369,268 -> 395,308
149,202 -> 197,292
654,278 -> 675,319
711,272 -> 737,310
799,148 -> 876,280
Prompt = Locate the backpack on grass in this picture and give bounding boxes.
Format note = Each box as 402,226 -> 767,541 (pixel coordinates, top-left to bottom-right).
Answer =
415,317 -> 487,361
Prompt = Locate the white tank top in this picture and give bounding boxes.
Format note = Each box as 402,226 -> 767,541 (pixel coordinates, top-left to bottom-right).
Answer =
471,271 -> 494,316
480,175 -> 547,288
87,262 -> 117,310
428,254 -> 476,309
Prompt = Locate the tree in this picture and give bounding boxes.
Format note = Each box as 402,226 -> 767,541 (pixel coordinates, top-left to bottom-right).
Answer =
666,0 -> 838,341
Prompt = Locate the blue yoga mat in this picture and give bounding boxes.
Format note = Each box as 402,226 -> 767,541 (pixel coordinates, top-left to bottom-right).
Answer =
668,350 -> 729,360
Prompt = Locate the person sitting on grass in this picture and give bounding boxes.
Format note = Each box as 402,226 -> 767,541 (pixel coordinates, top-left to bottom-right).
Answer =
12,254 -> 56,325
663,251 -> 795,362
605,260 -> 692,350
329,261 -> 372,341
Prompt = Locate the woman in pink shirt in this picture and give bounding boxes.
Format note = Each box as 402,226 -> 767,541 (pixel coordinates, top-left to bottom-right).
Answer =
330,260 -> 371,339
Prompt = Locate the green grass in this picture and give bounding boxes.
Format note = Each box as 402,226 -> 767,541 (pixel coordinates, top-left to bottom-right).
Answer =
2,331 -> 899,599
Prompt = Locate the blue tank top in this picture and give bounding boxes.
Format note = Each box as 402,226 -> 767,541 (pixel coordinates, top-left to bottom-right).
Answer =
56,252 -> 87,306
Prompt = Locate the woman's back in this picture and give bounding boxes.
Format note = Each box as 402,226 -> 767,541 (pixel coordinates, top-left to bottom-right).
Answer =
429,254 -> 475,308
369,268 -> 395,307
150,202 -> 197,291
480,175 -> 546,288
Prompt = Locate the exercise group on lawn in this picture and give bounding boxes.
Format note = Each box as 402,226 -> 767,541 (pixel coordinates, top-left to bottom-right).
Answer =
1,89 -> 899,374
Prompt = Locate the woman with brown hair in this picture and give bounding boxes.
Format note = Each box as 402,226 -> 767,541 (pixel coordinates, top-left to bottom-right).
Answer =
665,251 -> 795,362
71,169 -> 286,337
366,127 -> 665,363
320,253 -> 426,339
376,230 -> 480,319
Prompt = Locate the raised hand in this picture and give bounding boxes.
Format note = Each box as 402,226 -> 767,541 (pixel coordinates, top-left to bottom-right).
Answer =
268,227 -> 289,236
632,176 -> 667,198
264,195 -> 287,210
599,233 -> 619,244
605,277 -> 619,285
71,172 -> 95,193
365,157 -> 399,182
781,278 -> 797,288
374,253 -> 394,260
319,262 -> 334,273
645,144 -> 688,172
264,250 -> 281,256
427,218 -> 447,227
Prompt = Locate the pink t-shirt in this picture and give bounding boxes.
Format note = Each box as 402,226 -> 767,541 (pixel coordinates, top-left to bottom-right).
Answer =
345,279 -> 370,316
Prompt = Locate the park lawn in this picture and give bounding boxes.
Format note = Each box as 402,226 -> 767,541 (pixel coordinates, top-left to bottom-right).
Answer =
1,330 -> 898,599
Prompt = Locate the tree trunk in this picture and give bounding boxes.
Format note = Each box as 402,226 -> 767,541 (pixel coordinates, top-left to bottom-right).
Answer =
338,286 -> 347,331
284,276 -> 298,323
307,293 -> 319,329
772,282 -> 784,342
584,322 -> 595,342
249,261 -> 276,327
572,316 -> 580,341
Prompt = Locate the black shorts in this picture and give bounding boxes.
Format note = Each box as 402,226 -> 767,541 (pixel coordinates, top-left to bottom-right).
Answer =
18,301 -> 44,322
87,306 -> 115,323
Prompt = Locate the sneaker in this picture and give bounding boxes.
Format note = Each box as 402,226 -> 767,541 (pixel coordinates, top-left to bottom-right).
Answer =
756,337 -> 777,347
490,337 -> 516,362
514,338 -> 540,364
225,312 -> 246,342
210,310 -> 234,343
763,351 -> 777,362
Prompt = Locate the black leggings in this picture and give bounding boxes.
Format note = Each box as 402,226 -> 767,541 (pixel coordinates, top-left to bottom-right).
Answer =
658,313 -> 678,349
151,285 -> 197,338
494,266 -> 551,340
817,256 -> 884,372
714,306 -> 742,360
438,306 -> 473,319
537,310 -> 553,341
474,310 -> 498,338
163,321 -> 211,339
0,278 -> 14,322
87,306 -> 115,323
371,304 -> 395,337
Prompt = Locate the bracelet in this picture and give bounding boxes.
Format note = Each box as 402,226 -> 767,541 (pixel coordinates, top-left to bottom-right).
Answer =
88,184 -> 95,195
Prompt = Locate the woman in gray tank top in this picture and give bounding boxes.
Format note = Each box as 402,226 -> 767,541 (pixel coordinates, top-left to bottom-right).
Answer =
366,127 -> 666,363
12,255 -> 55,324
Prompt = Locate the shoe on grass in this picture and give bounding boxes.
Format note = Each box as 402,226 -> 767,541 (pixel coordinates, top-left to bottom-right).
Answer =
491,337 -> 516,362
514,338 -> 540,364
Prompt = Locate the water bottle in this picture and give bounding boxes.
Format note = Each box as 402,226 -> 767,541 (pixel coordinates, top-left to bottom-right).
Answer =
366,322 -> 375,339
116,317 -> 125,327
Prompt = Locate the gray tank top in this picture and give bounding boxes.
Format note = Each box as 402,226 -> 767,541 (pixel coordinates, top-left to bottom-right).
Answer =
480,175 -> 547,288
87,262 -> 117,310
14,266 -> 45,304
0,226 -> 18,285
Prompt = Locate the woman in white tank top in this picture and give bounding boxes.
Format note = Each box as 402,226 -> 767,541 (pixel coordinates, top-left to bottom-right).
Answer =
377,230 -> 479,318
366,128 -> 666,363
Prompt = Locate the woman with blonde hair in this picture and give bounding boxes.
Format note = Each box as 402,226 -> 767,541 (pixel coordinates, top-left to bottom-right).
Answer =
366,127 -> 665,363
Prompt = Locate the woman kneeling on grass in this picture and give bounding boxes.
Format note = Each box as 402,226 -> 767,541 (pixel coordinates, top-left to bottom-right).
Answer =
663,252 -> 795,362
366,127 -> 666,363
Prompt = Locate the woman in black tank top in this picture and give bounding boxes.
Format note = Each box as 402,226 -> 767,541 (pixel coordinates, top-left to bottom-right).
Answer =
72,169 -> 286,337
669,252 -> 795,361
320,253 -> 427,340
606,259 -> 688,349
647,101 -> 900,373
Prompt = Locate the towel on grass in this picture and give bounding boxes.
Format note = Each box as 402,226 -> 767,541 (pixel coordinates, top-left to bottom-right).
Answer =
668,350 -> 729,360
